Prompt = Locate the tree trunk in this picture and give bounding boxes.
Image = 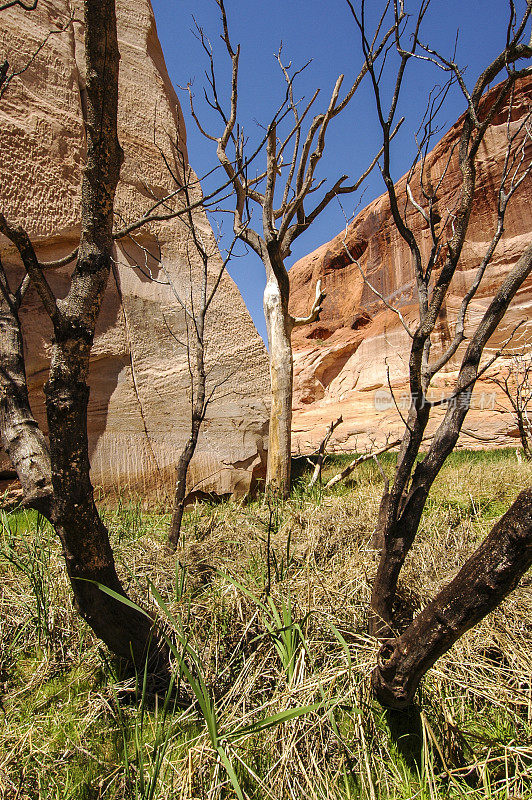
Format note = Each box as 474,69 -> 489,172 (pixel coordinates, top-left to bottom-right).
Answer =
517,412 -> 532,461
168,417 -> 204,549
263,271 -> 293,498
370,244 -> 532,637
45,368 -> 164,669
372,487 -> 532,709
168,307 -> 207,549
0,297 -> 52,515
369,403 -> 430,637
168,451 -> 189,549
0,0 -> 170,677
41,0 -> 167,674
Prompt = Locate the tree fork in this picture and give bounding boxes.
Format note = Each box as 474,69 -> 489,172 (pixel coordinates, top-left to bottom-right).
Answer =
370,242 -> 532,636
372,487 -> 532,709
369,404 -> 431,637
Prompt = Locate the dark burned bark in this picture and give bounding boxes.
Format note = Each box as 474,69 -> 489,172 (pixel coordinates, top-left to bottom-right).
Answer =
45,375 -> 164,667
0,1 -> 39,11
0,0 -> 169,676
372,487 -> 532,709
370,244 -> 532,637
369,403 -> 431,636
38,0 -> 167,674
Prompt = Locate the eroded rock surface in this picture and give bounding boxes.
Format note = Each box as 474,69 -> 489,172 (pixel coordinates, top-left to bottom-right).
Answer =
0,0 -> 269,500
289,77 -> 532,454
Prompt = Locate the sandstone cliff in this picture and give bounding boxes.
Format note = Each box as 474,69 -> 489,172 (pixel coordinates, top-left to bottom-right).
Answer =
289,77 -> 532,454
0,0 -> 270,500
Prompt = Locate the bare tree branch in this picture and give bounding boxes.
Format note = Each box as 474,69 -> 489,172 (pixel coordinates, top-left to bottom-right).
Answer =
0,214 -> 60,324
291,279 -> 326,328
489,343 -> 532,459
325,438 -> 402,490
308,415 -> 343,489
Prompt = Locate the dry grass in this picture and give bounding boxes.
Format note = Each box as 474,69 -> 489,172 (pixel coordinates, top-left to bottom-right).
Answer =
0,450 -> 531,799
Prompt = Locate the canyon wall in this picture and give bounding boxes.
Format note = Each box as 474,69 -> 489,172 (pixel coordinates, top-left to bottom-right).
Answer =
289,77 -> 532,454
0,0 -> 270,500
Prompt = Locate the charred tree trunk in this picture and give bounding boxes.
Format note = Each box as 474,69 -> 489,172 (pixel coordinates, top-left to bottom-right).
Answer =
0,0 -> 170,677
264,267 -> 293,499
369,401 -> 431,636
372,486 -> 532,709
45,367 -> 163,668
370,244 -> 532,638
36,0 -> 167,673
0,0 -> 169,675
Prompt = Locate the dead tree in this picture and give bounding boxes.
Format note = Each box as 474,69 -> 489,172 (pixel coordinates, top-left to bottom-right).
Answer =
372,486 -> 532,708
346,0 -> 532,703
164,155 -> 238,549
491,345 -> 532,460
0,0 -> 250,669
0,0 -> 170,674
187,0 -> 402,498
307,415 -> 343,490
110,130 -> 238,551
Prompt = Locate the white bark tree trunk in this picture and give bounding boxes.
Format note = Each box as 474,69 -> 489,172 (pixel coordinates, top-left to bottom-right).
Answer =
263,271 -> 293,497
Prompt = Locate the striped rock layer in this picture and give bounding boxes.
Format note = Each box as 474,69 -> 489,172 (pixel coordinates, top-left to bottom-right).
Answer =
0,0 -> 270,500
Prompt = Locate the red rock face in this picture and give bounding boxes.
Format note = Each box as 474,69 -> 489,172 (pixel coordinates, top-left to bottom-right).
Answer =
289,77 -> 532,454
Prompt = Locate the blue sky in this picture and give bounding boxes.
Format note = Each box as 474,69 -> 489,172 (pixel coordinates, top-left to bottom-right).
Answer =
150,0 -> 529,342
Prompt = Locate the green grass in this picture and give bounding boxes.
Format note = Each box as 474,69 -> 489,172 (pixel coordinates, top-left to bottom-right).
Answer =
0,449 -> 531,799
